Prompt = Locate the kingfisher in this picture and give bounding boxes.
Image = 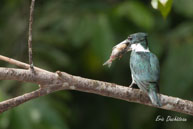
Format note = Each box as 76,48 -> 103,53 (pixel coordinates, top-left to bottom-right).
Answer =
117,32 -> 161,107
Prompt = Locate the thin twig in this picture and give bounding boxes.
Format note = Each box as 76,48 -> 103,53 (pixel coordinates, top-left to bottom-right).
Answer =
0,89 -> 42,113
28,0 -> 35,71
0,84 -> 67,113
0,55 -> 49,73
0,55 -> 29,69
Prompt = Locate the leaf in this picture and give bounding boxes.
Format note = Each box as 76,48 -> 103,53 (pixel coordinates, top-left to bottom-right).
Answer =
159,0 -> 168,6
158,0 -> 173,19
151,0 -> 173,19
151,0 -> 159,9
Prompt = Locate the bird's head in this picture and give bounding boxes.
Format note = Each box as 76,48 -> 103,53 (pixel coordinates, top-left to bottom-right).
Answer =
119,32 -> 149,52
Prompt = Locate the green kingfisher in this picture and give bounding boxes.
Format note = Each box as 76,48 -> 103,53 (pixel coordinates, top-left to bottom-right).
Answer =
121,32 -> 161,107
104,32 -> 162,107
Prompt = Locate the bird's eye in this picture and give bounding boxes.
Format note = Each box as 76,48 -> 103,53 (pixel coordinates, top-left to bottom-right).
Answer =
128,37 -> 132,40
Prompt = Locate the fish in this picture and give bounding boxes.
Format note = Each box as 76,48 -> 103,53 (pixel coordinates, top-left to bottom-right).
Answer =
103,42 -> 130,67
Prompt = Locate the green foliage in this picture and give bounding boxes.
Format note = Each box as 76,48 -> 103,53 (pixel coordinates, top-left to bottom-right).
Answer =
1,0 -> 193,129
116,1 -> 154,30
161,22 -> 193,97
0,96 -> 70,129
91,13 -> 115,60
173,0 -> 193,18
151,0 -> 173,18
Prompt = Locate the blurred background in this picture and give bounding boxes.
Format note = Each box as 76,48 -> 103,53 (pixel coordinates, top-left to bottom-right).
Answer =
0,0 -> 193,128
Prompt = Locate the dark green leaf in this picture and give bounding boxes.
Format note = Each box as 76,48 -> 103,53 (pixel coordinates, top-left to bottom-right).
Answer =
158,0 -> 173,19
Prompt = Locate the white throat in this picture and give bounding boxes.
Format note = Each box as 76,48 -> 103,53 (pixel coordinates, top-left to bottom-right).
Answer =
131,43 -> 150,52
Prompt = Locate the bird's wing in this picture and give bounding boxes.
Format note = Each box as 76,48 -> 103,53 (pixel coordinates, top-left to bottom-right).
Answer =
149,52 -> 160,81
130,52 -> 161,106
130,52 -> 160,85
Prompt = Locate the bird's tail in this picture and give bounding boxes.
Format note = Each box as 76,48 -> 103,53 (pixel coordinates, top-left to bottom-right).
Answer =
148,84 -> 162,107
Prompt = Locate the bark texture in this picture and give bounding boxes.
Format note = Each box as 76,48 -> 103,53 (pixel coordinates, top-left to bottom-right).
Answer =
0,59 -> 192,116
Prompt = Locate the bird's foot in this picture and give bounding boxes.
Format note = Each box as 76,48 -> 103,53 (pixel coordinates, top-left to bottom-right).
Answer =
129,83 -> 134,88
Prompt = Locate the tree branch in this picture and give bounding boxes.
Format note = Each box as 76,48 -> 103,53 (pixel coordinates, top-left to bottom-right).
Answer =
28,0 -> 35,70
0,56 -> 193,116
0,55 -> 49,72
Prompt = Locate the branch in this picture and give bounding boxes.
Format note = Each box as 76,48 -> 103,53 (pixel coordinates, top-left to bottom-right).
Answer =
0,57 -> 193,116
0,55 -> 49,72
28,0 -> 35,70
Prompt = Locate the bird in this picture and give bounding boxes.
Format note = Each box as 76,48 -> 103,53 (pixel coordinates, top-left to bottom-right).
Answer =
118,32 -> 162,107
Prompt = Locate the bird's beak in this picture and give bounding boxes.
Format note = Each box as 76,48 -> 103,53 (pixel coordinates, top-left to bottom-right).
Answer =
118,39 -> 132,52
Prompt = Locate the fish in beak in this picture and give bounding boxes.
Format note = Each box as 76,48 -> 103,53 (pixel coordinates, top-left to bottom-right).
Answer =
103,39 -> 131,67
